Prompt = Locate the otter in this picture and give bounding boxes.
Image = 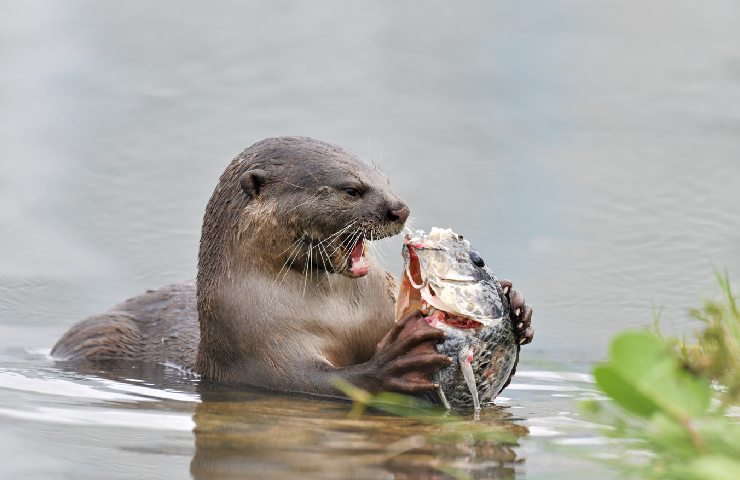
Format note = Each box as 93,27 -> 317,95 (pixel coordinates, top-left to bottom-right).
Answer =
52,137 -> 533,396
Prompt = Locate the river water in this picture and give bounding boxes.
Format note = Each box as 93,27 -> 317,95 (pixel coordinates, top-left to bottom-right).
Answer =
1,1 -> 739,479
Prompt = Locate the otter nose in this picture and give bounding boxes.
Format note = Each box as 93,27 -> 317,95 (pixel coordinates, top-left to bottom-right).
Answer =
388,206 -> 410,224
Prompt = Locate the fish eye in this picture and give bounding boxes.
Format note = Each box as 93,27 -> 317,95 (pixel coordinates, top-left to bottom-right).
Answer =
469,251 -> 485,268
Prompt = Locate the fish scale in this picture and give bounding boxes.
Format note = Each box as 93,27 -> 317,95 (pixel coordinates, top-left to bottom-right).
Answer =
396,227 -> 519,411
434,301 -> 517,409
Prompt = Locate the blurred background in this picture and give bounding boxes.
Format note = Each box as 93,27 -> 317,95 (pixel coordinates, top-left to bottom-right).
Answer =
1,1 -> 739,478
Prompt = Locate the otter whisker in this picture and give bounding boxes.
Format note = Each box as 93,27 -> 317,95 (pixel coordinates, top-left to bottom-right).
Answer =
404,216 -> 417,234
367,228 -> 379,267
327,219 -> 357,238
370,228 -> 388,270
339,228 -> 364,264
274,233 -> 308,259
271,234 -> 306,292
283,196 -> 320,216
273,235 -> 305,283
308,241 -> 314,283
317,243 -> 335,293
330,226 -> 360,257
368,227 -> 389,270
317,220 -> 357,248
302,247 -> 310,298
272,252 -> 302,294
318,246 -> 335,283
269,239 -> 305,304
327,225 -> 360,256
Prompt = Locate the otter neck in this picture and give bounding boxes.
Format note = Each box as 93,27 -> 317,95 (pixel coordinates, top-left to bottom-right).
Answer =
195,210 -> 341,379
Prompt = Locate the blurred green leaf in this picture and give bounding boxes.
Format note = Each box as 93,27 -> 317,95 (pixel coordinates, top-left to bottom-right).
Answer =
646,413 -> 699,457
595,332 -> 711,420
672,456 -> 740,480
593,364 -> 658,417
696,417 -> 740,458
585,274 -> 740,480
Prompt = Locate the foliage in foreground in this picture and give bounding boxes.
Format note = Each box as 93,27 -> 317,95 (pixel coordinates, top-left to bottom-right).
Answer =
586,272 -> 740,480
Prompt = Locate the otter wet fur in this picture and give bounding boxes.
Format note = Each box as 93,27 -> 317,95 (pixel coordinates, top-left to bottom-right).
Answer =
52,136 -> 534,398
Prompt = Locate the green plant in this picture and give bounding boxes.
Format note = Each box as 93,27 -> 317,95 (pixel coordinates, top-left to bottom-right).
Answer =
587,272 -> 740,480
678,271 -> 739,407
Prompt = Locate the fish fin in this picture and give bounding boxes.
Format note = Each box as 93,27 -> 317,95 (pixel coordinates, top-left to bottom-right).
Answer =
459,345 -> 481,412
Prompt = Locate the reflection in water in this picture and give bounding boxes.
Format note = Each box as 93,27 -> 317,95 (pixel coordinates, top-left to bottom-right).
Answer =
0,351 -> 603,478
8,358 -> 529,478
191,385 -> 526,480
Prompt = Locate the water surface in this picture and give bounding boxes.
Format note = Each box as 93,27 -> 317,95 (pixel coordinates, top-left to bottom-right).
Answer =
1,1 -> 739,478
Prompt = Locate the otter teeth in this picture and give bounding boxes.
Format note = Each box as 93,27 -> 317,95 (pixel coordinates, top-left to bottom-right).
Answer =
348,236 -> 370,277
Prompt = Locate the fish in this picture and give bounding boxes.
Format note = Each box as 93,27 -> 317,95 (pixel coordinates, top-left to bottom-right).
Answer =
395,227 -> 518,411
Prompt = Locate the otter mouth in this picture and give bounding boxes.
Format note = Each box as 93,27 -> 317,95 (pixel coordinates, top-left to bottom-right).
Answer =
308,220 -> 404,279
347,234 -> 370,277
297,230 -> 372,279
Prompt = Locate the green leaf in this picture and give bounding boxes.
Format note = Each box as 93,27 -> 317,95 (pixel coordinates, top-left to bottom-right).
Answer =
594,332 -> 711,420
697,417 -> 740,458
370,392 -> 446,418
593,364 -> 659,417
672,456 -> 740,480
646,412 -> 699,457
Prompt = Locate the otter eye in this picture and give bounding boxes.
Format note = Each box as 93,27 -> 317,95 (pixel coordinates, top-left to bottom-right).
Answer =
469,251 -> 485,268
342,188 -> 361,197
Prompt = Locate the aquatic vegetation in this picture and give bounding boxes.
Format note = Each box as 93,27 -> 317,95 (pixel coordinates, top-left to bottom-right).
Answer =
671,271 -> 740,407
585,272 -> 740,480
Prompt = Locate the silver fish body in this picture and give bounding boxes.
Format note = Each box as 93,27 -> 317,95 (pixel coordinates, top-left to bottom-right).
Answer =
396,227 -> 518,411
433,311 -> 516,409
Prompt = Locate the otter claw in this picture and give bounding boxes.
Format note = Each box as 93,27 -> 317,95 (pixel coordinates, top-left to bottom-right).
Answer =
519,326 -> 534,345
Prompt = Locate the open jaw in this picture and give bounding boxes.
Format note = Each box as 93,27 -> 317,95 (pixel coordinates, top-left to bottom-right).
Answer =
347,234 -> 370,277
396,245 -> 484,330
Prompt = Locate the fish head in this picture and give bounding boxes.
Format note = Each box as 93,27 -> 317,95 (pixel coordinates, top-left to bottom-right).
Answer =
395,227 -> 504,329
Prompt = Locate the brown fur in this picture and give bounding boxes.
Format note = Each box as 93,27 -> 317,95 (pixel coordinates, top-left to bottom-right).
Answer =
53,137 -> 414,396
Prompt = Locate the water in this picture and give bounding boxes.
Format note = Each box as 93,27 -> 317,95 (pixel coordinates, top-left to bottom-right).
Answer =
1,0 -> 739,478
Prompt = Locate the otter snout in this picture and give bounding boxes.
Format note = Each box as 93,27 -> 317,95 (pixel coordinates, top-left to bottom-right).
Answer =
388,205 -> 410,224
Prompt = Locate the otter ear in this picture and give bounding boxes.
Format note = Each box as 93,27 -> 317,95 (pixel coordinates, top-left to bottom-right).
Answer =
240,169 -> 269,198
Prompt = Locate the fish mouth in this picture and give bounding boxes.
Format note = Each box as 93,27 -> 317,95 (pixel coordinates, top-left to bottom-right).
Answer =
422,305 -> 484,330
396,243 -> 484,330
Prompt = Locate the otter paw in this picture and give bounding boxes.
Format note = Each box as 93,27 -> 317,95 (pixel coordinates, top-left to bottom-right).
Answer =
372,310 -> 452,393
501,279 -> 534,345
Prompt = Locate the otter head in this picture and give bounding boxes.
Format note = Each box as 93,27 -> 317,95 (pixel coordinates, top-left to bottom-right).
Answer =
203,136 -> 409,282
